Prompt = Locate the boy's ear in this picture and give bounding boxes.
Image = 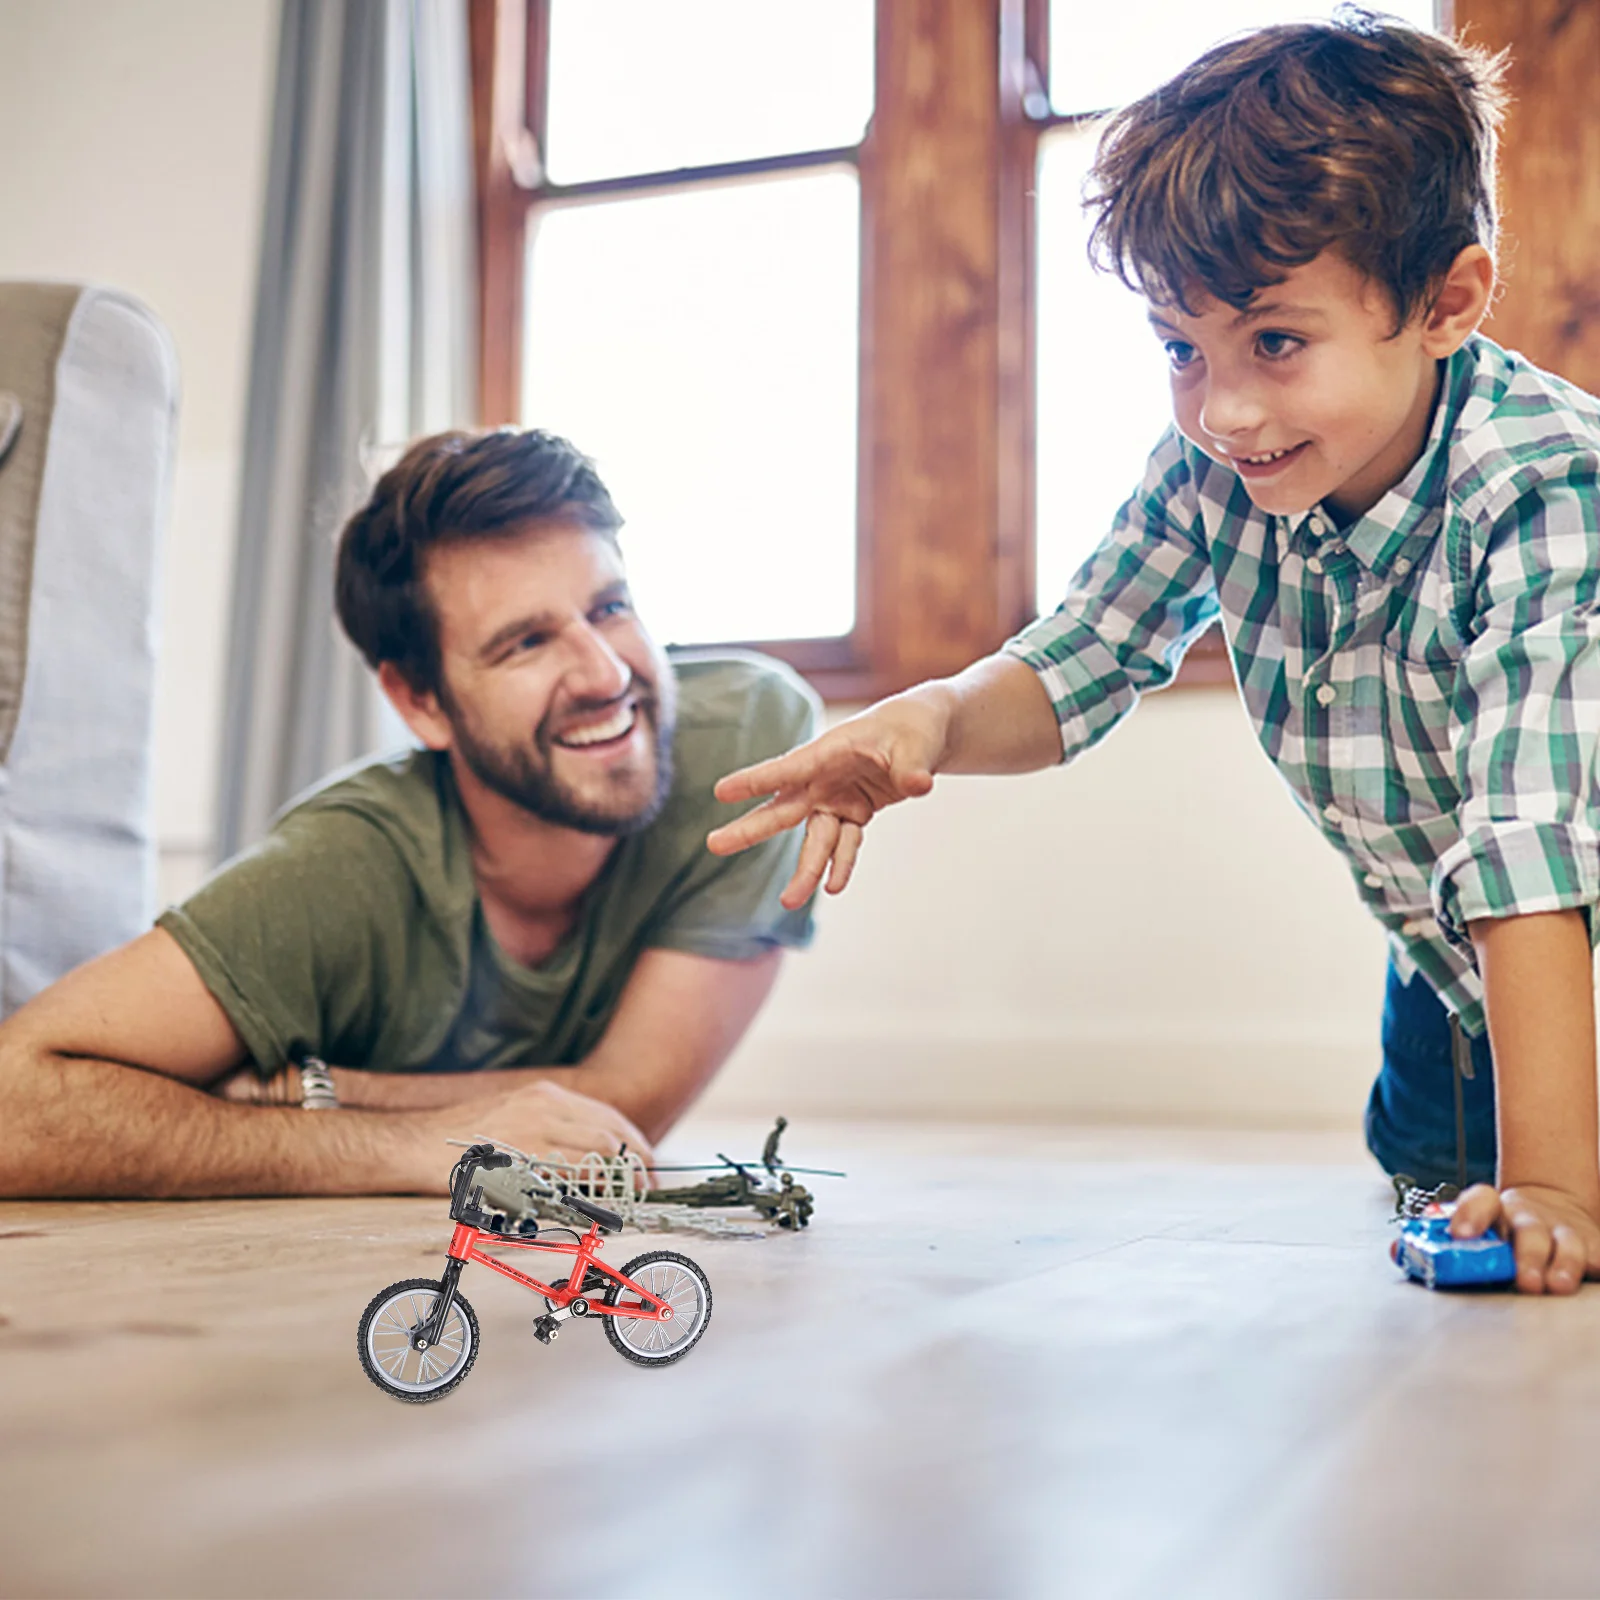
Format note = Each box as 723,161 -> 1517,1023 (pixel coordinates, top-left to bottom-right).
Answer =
377,661 -> 454,752
1420,245 -> 1495,357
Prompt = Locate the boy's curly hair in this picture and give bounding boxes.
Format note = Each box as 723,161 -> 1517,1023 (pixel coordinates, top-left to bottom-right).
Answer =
1085,8 -> 1508,326
335,428 -> 622,698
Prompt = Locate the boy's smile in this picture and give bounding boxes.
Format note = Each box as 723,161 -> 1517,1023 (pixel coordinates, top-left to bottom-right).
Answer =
1149,249 -> 1484,522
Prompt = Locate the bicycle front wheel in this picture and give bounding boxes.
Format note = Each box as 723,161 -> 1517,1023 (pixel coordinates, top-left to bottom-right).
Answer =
357,1277 -> 478,1402
603,1251 -> 712,1366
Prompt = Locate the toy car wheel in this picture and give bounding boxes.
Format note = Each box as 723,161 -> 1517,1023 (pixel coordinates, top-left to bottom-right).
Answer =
603,1251 -> 712,1366
358,1278 -> 479,1402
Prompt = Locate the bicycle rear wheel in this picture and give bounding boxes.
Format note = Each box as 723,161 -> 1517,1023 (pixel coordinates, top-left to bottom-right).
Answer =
357,1278 -> 478,1402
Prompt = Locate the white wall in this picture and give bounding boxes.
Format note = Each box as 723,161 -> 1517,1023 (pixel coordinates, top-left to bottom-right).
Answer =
0,0 -> 278,894
0,0 -> 1392,1128
702,688 -> 1388,1128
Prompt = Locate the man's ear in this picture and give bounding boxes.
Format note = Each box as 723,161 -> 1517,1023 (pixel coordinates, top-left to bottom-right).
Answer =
377,661 -> 453,752
1420,244 -> 1495,357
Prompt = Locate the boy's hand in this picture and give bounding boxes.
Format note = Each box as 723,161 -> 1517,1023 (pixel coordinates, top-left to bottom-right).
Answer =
706,690 -> 952,909
1450,1182 -> 1600,1294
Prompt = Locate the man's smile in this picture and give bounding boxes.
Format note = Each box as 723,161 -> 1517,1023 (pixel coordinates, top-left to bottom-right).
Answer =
551,697 -> 641,751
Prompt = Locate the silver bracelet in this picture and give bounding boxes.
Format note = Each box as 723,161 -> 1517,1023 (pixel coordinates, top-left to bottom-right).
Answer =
297,1054 -> 339,1110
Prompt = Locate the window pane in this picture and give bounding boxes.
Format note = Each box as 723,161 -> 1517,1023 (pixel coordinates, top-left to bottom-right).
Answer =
545,0 -> 874,185
1035,127 -> 1174,611
523,172 -> 860,645
1050,1 -> 1437,114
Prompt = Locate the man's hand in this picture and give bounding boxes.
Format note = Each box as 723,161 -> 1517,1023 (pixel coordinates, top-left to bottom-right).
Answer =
1451,1182 -> 1600,1294
418,1079 -> 654,1183
707,688 -> 952,908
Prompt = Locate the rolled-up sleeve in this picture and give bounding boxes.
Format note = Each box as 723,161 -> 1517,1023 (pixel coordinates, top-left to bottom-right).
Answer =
1005,428 -> 1221,764
1433,457 -> 1600,947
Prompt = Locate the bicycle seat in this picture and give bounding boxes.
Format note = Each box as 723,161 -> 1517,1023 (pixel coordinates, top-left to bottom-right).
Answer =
560,1192 -> 625,1233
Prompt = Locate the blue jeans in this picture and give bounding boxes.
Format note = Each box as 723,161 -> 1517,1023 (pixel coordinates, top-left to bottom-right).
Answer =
1364,960 -> 1497,1189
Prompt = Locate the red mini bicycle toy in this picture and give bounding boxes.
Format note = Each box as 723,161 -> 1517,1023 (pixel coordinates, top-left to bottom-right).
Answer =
358,1144 -> 713,1402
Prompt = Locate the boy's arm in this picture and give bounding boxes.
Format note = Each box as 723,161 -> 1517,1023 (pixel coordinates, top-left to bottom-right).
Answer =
1450,910 -> 1600,1294
709,430 -> 1219,906
707,654 -> 1061,908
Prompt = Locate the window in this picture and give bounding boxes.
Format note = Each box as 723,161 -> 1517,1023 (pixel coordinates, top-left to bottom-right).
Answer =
472,0 -> 1436,699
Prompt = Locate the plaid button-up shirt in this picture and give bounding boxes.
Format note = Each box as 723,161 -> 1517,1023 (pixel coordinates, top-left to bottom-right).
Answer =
1007,335 -> 1600,1035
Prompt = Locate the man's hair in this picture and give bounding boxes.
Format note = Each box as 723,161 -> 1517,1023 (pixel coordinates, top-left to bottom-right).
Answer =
1084,8 -> 1508,326
335,428 -> 623,697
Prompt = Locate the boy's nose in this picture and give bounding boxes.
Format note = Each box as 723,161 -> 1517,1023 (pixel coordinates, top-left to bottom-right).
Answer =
1199,383 -> 1267,444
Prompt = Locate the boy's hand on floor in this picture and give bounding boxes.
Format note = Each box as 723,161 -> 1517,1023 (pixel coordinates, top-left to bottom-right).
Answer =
1450,1182 -> 1600,1294
707,692 -> 951,908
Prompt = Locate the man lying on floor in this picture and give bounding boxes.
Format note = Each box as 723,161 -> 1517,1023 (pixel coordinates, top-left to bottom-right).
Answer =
0,429 -> 815,1198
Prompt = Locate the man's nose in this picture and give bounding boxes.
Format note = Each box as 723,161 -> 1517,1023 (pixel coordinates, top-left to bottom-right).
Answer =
562,621 -> 632,701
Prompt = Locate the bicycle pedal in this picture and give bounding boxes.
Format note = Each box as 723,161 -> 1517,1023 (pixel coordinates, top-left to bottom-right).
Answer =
532,1315 -> 560,1345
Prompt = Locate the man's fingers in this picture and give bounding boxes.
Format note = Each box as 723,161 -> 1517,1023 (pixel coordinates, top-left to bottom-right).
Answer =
826,821 -> 864,895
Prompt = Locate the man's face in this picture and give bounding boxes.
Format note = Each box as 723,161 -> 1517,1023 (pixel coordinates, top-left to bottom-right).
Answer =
418,519 -> 676,836
1149,250 -> 1441,520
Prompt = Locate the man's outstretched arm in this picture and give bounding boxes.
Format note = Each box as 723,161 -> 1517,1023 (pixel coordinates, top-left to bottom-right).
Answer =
0,928 -> 650,1199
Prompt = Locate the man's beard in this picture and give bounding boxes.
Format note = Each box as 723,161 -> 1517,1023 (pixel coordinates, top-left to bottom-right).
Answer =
446,677 -> 676,837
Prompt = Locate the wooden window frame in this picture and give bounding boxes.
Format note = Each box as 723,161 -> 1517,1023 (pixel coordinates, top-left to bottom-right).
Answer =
487,3 -> 1600,704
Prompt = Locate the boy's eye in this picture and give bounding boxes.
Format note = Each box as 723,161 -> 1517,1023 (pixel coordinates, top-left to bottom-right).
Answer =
1162,339 -> 1198,370
1255,330 -> 1303,360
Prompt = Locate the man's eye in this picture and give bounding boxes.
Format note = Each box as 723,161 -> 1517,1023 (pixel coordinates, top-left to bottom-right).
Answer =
515,632 -> 549,653
1256,330 -> 1303,360
593,599 -> 631,622
1163,340 -> 1198,370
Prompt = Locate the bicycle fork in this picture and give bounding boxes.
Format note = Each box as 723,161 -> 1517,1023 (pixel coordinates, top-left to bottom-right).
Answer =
416,1257 -> 466,1350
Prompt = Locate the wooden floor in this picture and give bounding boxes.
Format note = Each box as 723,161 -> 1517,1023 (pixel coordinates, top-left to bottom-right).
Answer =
3,1118 -> 1598,1600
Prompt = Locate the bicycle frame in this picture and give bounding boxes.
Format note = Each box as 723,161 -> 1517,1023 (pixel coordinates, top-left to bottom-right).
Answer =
435,1219 -> 673,1326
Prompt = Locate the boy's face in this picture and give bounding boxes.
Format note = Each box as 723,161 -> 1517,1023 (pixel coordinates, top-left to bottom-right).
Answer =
1148,250 -> 1445,521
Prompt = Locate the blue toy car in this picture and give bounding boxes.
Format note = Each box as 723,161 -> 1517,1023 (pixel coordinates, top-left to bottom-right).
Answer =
1392,1213 -> 1516,1289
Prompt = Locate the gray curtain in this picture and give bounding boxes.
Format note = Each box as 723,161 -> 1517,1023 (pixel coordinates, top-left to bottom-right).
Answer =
217,0 -> 477,859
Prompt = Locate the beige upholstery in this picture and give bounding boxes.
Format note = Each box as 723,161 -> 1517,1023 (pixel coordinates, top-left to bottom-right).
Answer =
0,283 -> 176,1010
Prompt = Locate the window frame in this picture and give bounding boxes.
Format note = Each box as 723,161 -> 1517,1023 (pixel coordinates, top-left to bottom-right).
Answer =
467,0 -> 1246,701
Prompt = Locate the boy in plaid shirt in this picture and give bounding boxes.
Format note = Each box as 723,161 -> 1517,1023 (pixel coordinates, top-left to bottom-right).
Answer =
710,12 -> 1600,1293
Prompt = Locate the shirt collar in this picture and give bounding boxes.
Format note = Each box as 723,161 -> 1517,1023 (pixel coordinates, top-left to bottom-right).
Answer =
1287,341 -> 1478,578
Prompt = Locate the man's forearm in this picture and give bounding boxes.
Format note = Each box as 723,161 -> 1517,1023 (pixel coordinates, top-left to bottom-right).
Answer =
0,1048 -> 441,1199
1471,908 -> 1600,1202
330,1063 -> 583,1113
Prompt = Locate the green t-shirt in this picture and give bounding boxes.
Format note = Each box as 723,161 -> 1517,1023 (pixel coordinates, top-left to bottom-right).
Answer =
160,652 -> 818,1076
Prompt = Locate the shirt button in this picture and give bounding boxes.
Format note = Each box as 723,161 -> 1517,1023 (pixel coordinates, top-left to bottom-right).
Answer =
1323,803 -> 1345,824
1315,684 -> 1337,706
1393,557 -> 1413,576
1401,917 -> 1433,936
1364,873 -> 1384,888
1308,514 -> 1329,537
1306,556 -> 1325,575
